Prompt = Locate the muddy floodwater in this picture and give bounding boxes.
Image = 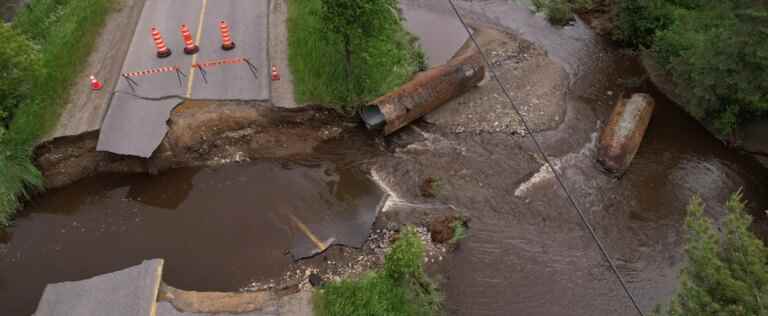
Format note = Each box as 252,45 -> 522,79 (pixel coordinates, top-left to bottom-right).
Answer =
400,1 -> 768,315
0,161 -> 383,315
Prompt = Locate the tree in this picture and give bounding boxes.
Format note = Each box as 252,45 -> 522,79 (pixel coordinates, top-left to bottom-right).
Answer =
320,0 -> 398,102
614,0 -> 768,136
657,191 -> 768,315
654,1 -> 768,135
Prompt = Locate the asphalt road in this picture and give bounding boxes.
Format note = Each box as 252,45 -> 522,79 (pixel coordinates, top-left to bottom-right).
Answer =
98,0 -> 269,157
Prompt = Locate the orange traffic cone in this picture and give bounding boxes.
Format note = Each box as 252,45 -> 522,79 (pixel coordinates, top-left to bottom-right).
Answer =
219,20 -> 236,51
180,24 -> 199,55
271,65 -> 280,81
151,26 -> 172,58
90,75 -> 103,90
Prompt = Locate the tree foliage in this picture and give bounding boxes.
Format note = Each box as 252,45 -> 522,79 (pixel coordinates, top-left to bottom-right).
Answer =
657,192 -> 768,315
0,0 -> 112,226
615,0 -> 768,136
0,24 -> 43,128
319,0 -> 402,103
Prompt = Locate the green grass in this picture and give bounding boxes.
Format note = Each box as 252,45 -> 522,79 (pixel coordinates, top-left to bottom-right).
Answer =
287,0 -> 425,110
0,0 -> 113,226
448,220 -> 467,245
314,228 -> 441,316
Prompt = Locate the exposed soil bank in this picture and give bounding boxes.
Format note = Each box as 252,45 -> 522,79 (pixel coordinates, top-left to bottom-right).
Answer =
34,101 -> 351,189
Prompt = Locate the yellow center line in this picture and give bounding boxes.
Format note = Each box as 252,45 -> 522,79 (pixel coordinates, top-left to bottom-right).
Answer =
287,213 -> 328,251
186,0 -> 208,98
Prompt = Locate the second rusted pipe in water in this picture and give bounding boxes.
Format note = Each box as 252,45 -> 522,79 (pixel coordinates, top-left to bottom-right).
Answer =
597,93 -> 656,175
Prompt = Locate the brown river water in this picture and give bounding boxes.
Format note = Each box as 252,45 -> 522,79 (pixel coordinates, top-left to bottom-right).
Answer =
402,0 -> 768,315
1,1 -> 767,315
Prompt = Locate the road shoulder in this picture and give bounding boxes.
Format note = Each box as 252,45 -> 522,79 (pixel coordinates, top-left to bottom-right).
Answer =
41,0 -> 146,144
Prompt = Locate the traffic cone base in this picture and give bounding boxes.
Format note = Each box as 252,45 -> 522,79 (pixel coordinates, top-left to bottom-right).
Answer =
157,49 -> 172,58
90,75 -> 103,90
184,45 -> 199,54
222,42 -> 236,51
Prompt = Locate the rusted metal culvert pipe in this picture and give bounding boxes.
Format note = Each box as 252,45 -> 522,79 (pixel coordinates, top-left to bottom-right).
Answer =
597,93 -> 656,175
360,46 -> 485,135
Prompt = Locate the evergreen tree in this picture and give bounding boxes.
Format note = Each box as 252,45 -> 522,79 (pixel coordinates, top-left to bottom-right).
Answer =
658,191 -> 768,315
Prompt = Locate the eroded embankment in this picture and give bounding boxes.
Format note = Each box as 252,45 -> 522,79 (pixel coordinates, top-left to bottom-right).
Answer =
34,101 -> 350,189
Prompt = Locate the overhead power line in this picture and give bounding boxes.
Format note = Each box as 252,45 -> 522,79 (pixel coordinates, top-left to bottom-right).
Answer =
444,1 -> 646,315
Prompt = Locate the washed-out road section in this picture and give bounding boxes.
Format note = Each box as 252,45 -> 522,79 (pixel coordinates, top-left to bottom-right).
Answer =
97,0 -> 269,158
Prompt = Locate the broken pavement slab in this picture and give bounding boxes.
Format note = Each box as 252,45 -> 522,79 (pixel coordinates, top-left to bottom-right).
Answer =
98,0 -> 270,157
97,93 -> 184,158
33,259 -> 164,316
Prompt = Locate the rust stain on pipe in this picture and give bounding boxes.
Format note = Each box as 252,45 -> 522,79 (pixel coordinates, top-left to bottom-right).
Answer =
597,93 -> 656,175
360,45 -> 485,135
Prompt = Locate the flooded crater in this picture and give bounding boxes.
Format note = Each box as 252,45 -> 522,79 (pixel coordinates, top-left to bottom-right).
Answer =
0,160 -> 385,316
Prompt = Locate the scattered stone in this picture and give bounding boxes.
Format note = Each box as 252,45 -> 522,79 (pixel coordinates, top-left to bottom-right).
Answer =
308,273 -> 323,288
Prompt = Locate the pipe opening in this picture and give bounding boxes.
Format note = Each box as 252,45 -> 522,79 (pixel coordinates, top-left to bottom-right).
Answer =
359,105 -> 386,130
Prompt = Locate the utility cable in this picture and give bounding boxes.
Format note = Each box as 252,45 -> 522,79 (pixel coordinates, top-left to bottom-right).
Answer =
445,1 -> 646,315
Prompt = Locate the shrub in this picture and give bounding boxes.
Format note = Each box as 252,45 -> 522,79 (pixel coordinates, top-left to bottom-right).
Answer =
532,0 -> 594,25
0,24 -> 43,127
315,228 -> 441,316
0,0 -> 113,226
614,0 -> 768,136
384,228 -> 425,282
448,220 -> 467,245
533,0 -> 574,25
653,3 -> 768,135
613,0 -> 672,48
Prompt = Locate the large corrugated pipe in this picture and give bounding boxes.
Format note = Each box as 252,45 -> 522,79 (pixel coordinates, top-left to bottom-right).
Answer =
360,46 -> 485,135
597,93 -> 656,175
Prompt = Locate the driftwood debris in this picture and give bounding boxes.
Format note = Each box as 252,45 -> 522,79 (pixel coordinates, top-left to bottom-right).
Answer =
597,93 -> 656,174
360,45 -> 485,135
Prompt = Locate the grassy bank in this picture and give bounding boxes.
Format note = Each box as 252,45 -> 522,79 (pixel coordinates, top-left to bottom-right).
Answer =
0,0 -> 113,225
287,0 -> 424,110
314,228 -> 441,316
